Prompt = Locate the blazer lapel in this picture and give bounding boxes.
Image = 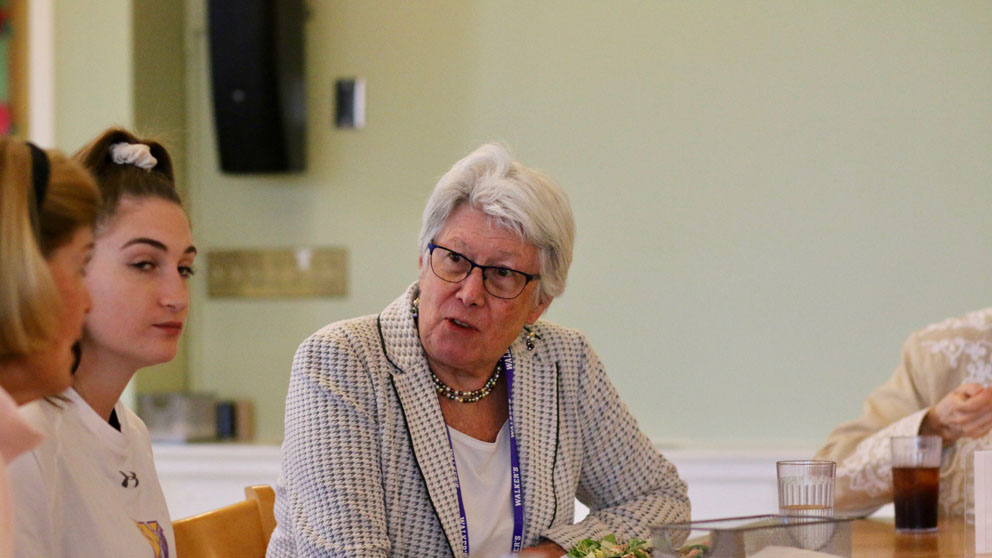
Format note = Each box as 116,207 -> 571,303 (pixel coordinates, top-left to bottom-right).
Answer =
379,285 -> 467,557
508,333 -> 561,543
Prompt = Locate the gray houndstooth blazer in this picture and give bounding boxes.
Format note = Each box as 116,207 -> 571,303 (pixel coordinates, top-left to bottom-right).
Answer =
266,283 -> 689,557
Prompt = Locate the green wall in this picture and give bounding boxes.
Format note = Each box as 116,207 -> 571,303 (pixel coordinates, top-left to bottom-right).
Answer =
179,1 -> 992,445
54,0 -> 133,149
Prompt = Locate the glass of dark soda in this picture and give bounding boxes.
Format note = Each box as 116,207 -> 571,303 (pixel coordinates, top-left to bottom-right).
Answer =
890,435 -> 941,532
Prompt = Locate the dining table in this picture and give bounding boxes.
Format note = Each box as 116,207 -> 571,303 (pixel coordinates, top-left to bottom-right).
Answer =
852,517 -> 986,557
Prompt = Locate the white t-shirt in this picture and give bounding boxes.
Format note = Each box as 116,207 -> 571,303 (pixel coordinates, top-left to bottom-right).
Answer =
448,421 -> 513,558
8,388 -> 175,558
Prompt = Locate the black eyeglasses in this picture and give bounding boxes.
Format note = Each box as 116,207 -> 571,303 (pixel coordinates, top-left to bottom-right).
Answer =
427,242 -> 540,300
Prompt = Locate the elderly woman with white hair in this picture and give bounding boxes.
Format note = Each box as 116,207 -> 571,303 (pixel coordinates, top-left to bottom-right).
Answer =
268,144 -> 689,558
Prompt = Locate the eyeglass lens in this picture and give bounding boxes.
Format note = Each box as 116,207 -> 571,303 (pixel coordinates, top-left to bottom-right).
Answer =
430,245 -> 530,299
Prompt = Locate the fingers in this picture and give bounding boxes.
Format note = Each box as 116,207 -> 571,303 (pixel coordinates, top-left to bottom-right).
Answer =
955,383 -> 987,400
945,386 -> 992,438
924,384 -> 992,444
964,413 -> 992,439
956,386 -> 992,413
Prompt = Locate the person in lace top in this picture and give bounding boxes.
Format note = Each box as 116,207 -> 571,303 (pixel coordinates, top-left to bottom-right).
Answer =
815,308 -> 992,517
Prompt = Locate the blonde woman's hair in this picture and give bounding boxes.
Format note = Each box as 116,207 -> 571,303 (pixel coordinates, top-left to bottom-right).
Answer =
0,138 -> 100,361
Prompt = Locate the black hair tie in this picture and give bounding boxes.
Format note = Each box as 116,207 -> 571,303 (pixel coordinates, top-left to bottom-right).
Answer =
27,143 -> 50,207
26,142 -> 50,241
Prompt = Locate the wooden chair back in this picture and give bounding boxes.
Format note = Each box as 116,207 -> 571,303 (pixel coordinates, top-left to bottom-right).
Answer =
173,484 -> 276,558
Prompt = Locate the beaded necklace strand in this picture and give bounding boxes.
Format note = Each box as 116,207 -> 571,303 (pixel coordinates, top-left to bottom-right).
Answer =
430,360 -> 503,403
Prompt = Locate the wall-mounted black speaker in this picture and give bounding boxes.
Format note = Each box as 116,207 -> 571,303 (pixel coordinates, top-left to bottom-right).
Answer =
207,0 -> 305,173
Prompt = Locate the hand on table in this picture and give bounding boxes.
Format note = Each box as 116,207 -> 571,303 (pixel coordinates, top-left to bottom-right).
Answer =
921,383 -> 992,445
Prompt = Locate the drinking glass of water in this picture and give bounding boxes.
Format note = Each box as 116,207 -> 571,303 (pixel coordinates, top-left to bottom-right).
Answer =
777,460 -> 836,517
777,460 -> 837,551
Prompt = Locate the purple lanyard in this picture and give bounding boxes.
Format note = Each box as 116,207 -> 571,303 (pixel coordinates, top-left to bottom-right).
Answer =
445,350 -> 525,555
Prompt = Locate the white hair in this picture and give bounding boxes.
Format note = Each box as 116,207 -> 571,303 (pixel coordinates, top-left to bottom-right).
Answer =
418,143 -> 575,303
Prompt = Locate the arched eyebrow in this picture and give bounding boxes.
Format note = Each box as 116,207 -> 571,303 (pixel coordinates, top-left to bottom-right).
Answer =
121,237 -> 198,256
121,237 -> 167,251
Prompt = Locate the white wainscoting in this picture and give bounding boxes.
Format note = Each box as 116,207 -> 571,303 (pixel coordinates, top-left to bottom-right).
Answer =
154,443 -> 893,522
154,444 -> 283,520
667,448 -> 787,520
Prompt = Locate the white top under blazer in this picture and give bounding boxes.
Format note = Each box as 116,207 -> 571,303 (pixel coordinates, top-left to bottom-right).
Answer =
448,421 -> 513,557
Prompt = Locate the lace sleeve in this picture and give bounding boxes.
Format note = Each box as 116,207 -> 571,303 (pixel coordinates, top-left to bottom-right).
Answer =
832,408 -> 928,515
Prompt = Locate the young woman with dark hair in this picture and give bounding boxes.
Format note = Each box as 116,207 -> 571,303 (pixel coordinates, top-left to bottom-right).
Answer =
9,128 -> 196,558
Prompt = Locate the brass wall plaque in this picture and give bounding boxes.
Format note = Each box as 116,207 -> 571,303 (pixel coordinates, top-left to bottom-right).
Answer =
207,247 -> 347,298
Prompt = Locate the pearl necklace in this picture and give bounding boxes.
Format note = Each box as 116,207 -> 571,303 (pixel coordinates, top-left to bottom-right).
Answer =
431,361 -> 503,403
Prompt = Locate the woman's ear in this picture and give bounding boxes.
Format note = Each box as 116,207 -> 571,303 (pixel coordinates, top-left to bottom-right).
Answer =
526,297 -> 552,325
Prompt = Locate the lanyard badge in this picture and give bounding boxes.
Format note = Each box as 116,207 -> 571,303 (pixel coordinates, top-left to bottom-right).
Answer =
446,350 -> 525,555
